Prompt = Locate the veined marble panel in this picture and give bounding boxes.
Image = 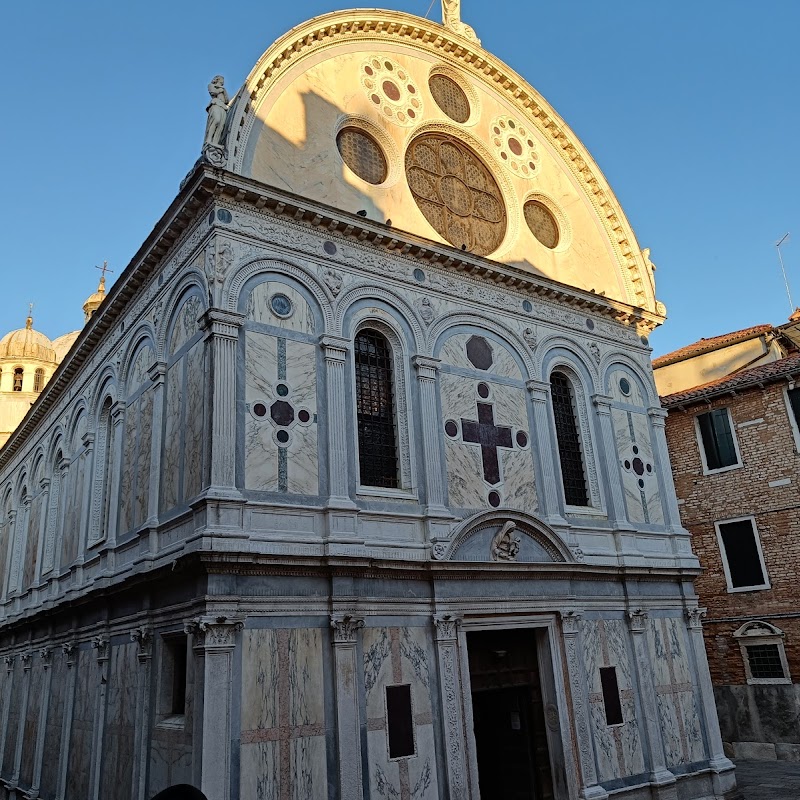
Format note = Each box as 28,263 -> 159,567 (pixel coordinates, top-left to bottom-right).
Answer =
20,657 -> 43,786
439,332 -> 522,380
247,281 -> 315,335
61,451 -> 86,567
241,629 -> 327,800
245,333 -> 318,494
183,341 -> 205,500
101,643 -> 137,789
608,369 -> 645,407
1,661 -> 21,777
135,388 -> 154,528
41,649 -> 66,796
66,649 -> 94,800
127,344 -> 154,396
119,400 -> 138,533
160,363 -> 183,513
364,627 -> 439,800
22,493 -> 42,589
168,294 -> 202,356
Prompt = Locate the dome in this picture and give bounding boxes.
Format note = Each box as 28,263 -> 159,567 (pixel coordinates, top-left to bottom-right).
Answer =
0,316 -> 56,363
52,330 -> 81,362
83,275 -> 107,322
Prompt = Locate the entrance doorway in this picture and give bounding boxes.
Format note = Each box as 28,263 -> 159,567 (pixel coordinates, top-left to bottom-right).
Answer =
467,628 -> 555,800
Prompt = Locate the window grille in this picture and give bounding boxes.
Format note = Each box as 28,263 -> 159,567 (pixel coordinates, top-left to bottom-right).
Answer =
355,329 -> 399,488
429,74 -> 471,123
33,368 -> 44,392
550,371 -> 588,506
745,644 -> 786,680
336,127 -> 388,185
697,408 -> 738,470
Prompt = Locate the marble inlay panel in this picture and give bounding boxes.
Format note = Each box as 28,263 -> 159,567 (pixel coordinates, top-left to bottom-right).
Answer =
247,281 -> 315,334
241,629 -> 327,799
61,452 -> 86,567
169,294 -> 202,356
439,333 -> 522,379
608,369 -> 645,407
101,643 -> 137,789
22,494 -> 42,589
119,400 -> 137,534
135,388 -> 154,528
128,345 -> 154,395
183,341 -> 205,500
66,649 -> 94,800
19,658 -> 43,785
41,649 -> 66,795
160,363 -> 183,512
1,661 -> 21,777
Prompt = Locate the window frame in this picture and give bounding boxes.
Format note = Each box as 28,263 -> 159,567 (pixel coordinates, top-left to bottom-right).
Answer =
350,319 -> 416,500
784,384 -> 800,453
714,515 -> 771,593
734,621 -> 792,686
694,407 -> 742,475
157,632 -> 189,727
383,682 -> 418,761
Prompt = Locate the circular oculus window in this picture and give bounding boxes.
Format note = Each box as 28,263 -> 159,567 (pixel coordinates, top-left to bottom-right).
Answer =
524,200 -> 560,249
270,293 -> 293,318
336,127 -> 388,185
405,133 -> 507,256
429,74 -> 471,123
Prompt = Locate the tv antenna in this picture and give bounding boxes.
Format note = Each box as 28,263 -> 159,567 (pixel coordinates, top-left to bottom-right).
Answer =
776,233 -> 793,313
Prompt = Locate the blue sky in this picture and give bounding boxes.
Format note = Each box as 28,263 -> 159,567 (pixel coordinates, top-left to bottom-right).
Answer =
1,1 -> 798,357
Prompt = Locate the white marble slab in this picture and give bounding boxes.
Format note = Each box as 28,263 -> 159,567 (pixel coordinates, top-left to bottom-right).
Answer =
247,281 -> 315,334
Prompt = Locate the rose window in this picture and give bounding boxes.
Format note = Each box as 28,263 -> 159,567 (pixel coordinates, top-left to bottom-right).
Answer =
405,133 -> 507,256
360,58 -> 422,126
490,115 -> 539,179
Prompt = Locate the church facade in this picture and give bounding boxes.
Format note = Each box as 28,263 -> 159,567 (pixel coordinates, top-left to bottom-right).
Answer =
0,6 -> 736,800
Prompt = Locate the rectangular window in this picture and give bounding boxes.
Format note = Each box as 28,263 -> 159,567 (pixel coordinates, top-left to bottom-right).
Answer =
789,387 -> 800,426
386,684 -> 415,758
745,644 -> 786,680
161,634 -> 188,717
599,666 -> 623,726
716,517 -> 769,591
697,408 -> 739,471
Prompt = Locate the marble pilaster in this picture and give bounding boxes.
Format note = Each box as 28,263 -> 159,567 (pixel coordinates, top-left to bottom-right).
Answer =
32,478 -> 51,588
3,509 -> 17,597
200,310 -> 245,499
433,614 -> 471,799
28,647 -> 53,798
527,381 -> 567,525
8,500 -> 30,596
191,616 -> 243,800
321,336 -> 357,509
412,356 -> 449,517
106,401 -> 127,547
626,609 -> 676,794
56,642 -> 78,800
11,651 -> 32,790
330,613 -> 365,800
146,363 -> 166,553
560,611 -> 608,800
0,656 -> 13,784
684,608 -> 736,794
89,636 -> 110,800
592,395 -> 635,529
130,627 -> 153,800
647,407 -> 683,533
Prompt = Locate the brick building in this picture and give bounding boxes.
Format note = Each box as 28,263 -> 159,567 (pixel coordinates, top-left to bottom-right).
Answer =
657,319 -> 800,761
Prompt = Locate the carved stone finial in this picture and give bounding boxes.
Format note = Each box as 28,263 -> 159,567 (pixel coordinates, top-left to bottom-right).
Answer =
491,521 -> 521,562
441,0 -> 480,43
330,613 -> 364,644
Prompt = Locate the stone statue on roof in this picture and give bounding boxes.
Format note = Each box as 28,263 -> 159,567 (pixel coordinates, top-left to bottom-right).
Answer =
441,0 -> 480,44
202,75 -> 230,167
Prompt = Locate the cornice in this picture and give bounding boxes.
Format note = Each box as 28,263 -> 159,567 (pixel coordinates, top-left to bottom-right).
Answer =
229,8 -> 659,312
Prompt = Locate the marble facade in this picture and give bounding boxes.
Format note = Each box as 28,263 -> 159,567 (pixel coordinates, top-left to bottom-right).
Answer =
0,6 -> 735,800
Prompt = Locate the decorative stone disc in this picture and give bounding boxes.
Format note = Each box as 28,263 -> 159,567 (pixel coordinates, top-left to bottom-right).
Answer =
360,57 -> 422,127
490,115 -> 539,179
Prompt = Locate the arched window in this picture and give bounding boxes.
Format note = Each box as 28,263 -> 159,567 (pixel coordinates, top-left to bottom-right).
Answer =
13,368 -> 23,392
550,371 -> 589,506
33,368 -> 44,392
354,329 -> 399,488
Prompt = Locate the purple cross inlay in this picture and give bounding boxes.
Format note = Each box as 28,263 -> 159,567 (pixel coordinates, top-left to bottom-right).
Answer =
461,402 -> 513,486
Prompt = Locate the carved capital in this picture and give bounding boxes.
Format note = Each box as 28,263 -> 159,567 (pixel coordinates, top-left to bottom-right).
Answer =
320,335 -> 349,363
560,610 -> 583,636
7,509 -> 17,523
330,613 -> 364,644
81,431 -> 95,449
199,309 -> 245,340
3,655 -> 14,672
189,616 -> 244,650
130,626 -> 152,662
111,400 -> 127,423
647,406 -> 668,426
433,613 -> 461,641
39,647 -> 53,669
147,361 -> 167,383
685,606 -> 707,630
628,608 -> 650,633
58,456 -> 71,472
39,477 -> 51,492
525,379 -> 550,403
412,355 -> 441,381
62,641 -> 77,666
92,635 -> 109,662
20,652 -> 32,671
591,394 -> 614,414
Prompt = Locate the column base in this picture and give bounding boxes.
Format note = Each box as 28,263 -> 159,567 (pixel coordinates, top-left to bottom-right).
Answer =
201,486 -> 244,502
325,496 -> 359,511
579,785 -> 608,800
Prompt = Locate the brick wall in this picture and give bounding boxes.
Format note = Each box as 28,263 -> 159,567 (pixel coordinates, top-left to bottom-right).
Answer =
665,382 -> 800,685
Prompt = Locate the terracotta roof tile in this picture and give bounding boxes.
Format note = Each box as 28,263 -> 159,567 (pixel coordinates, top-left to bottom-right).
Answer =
660,352 -> 800,407
652,324 -> 773,368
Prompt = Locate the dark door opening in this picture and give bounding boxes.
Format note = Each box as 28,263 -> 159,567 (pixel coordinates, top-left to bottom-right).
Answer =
468,628 -> 555,800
